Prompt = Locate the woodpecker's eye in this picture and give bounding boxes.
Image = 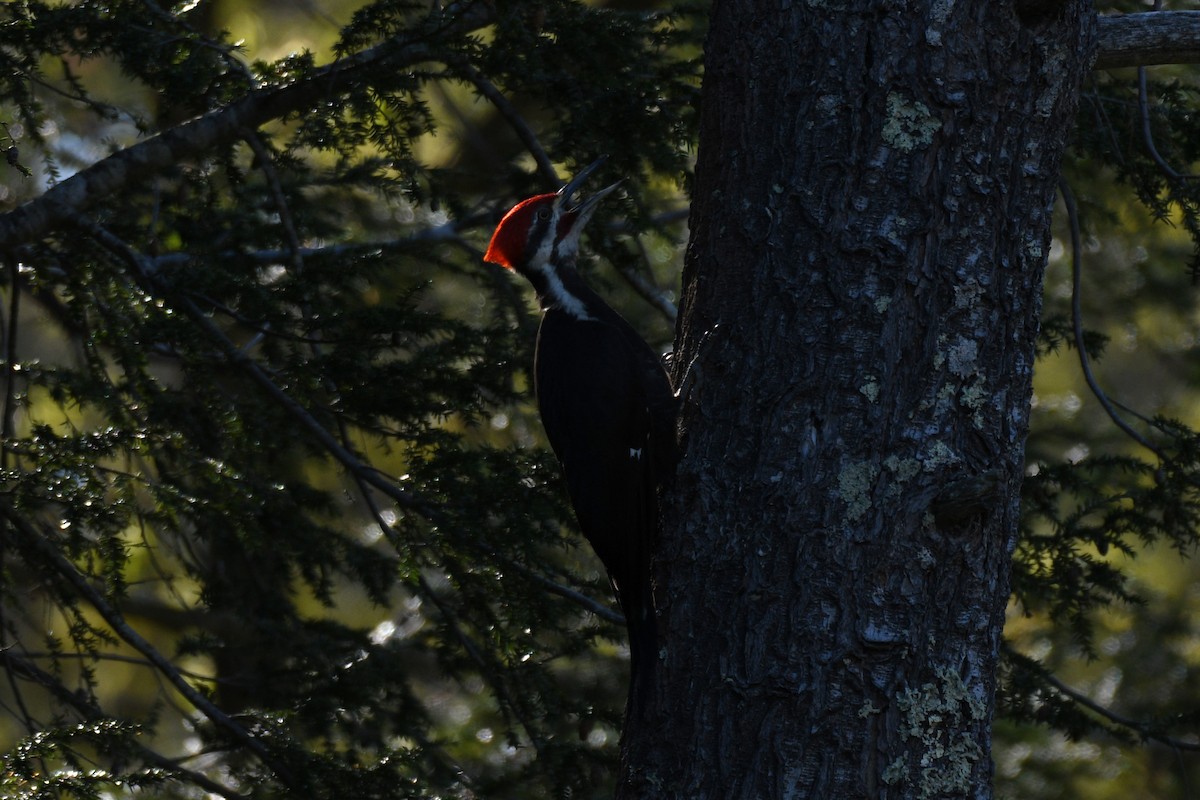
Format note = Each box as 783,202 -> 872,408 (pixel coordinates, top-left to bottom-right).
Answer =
536,207 -> 551,221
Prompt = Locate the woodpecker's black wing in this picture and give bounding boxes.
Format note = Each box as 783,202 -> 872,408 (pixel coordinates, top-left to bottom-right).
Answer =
533,305 -> 672,707
534,307 -> 663,586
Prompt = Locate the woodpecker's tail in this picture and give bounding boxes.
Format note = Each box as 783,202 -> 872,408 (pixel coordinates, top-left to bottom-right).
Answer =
614,570 -> 656,722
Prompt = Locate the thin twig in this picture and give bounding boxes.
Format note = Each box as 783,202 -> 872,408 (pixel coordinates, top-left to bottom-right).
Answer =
241,130 -> 305,273
1137,66 -> 1200,182
451,58 -> 559,187
1,256 -> 20,460
1035,657 -> 1200,752
624,237 -> 678,323
20,649 -> 219,683
147,212 -> 494,270
1059,179 -> 1168,461
504,559 -> 624,625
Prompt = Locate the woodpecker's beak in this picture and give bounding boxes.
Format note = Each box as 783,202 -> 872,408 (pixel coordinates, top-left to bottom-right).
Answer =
558,156 -> 621,221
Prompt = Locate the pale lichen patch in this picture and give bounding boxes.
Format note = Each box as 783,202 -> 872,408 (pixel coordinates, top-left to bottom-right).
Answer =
935,333 -> 995,429
925,0 -> 956,46
882,454 -> 921,500
959,375 -> 990,429
921,440 -> 960,471
838,461 -> 879,522
1035,45 -> 1069,117
884,454 -> 921,483
1025,234 -> 1044,262
884,666 -> 987,797
945,336 -> 978,378
882,92 -> 941,152
952,277 -> 983,311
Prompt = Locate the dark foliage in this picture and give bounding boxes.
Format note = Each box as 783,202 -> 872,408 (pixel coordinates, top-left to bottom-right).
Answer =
0,0 -> 1197,797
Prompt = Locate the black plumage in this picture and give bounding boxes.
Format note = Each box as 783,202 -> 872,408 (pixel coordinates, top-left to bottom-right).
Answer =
484,159 -> 675,713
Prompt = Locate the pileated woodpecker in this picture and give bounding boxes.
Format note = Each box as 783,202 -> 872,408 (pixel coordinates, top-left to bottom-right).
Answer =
484,158 -> 675,708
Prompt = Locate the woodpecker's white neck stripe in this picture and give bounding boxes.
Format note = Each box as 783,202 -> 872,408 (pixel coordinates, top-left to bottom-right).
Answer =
535,264 -> 594,321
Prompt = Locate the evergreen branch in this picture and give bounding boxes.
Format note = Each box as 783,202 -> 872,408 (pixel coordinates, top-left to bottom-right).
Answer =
352,444 -> 625,626
0,507 -> 284,792
416,572 -> 550,760
0,648 -> 247,799
81,216 -> 623,635
349,459 -> 559,777
75,216 -> 444,514
146,214 -> 493,274
137,0 -> 259,87
0,1 -> 496,252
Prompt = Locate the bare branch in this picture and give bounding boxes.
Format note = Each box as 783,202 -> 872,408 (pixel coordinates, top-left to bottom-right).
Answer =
1035,657 -> 1200,752
1059,179 -> 1169,461
1096,11 -> 1200,70
505,560 -> 624,625
624,237 -> 679,324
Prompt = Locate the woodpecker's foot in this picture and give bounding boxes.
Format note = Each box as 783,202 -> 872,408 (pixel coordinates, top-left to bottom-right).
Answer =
675,323 -> 720,407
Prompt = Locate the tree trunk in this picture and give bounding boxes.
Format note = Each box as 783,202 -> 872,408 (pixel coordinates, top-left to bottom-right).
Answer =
621,2 -> 1096,797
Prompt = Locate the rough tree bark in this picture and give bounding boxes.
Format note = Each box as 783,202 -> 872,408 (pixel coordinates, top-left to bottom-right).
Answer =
621,2 -> 1096,797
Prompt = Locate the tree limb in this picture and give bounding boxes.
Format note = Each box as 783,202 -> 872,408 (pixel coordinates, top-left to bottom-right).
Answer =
1096,12 -> 1200,70
0,1 -> 495,252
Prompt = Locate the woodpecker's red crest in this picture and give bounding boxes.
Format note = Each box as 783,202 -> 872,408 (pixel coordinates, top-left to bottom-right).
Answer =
483,193 -> 558,270
484,158 -> 619,272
